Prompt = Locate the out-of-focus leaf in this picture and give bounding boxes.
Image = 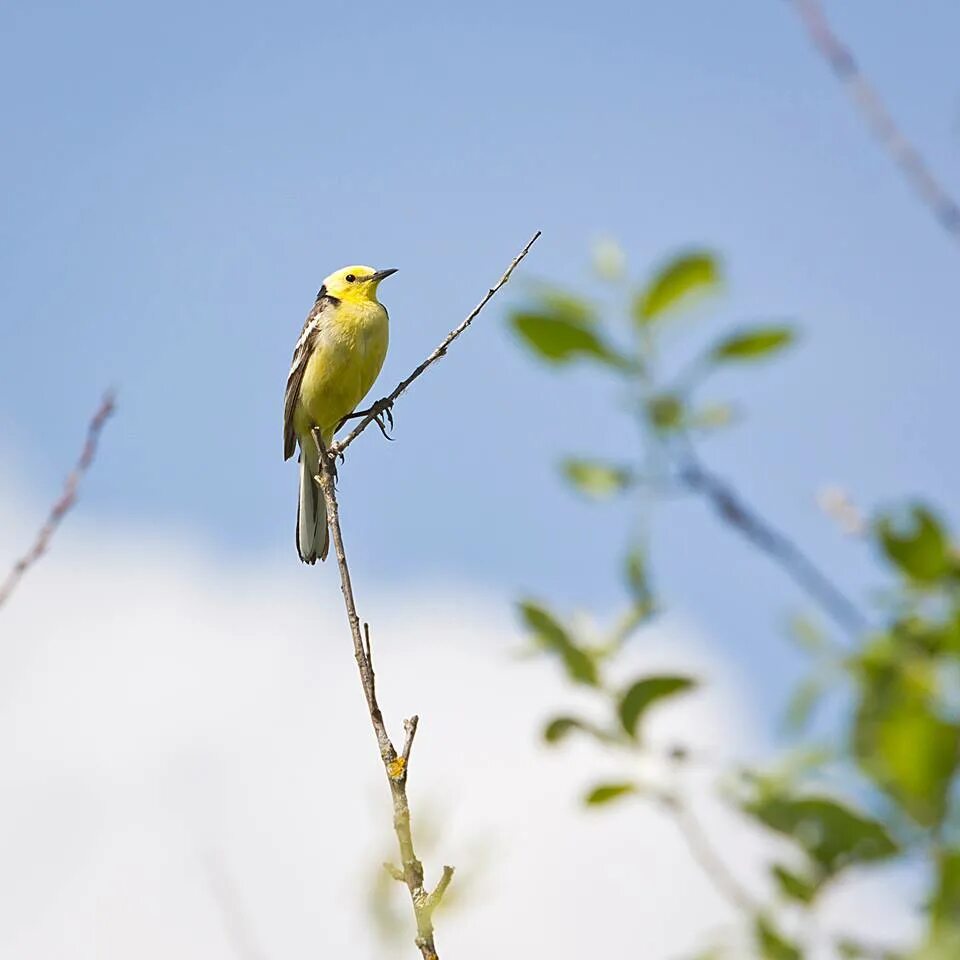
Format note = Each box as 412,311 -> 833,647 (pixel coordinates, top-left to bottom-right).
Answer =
542,715 -> 604,744
787,614 -> 831,656
755,916 -> 802,960
784,675 -> 827,735
875,505 -> 950,583
741,787 -> 898,877
633,251 -> 721,325
711,325 -> 795,362
518,601 -> 600,687
592,237 -> 626,281
535,289 -> 598,326
511,311 -> 630,369
930,848 -> 960,934
618,675 -> 696,739
561,459 -> 634,500
519,601 -> 570,649
646,392 -> 685,431
624,546 -> 652,604
584,782 -> 637,806
853,651 -> 960,828
689,403 -> 737,431
771,863 -> 818,904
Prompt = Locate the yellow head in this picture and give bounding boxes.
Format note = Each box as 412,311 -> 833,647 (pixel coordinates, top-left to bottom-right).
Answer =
319,265 -> 397,304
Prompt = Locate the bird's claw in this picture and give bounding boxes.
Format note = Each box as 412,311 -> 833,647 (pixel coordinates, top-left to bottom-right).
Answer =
337,397 -> 396,439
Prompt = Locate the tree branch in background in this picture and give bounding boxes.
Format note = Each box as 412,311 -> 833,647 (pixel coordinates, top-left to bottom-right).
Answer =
0,391 -> 115,610
678,447 -> 869,639
788,0 -> 960,242
311,235 -> 539,958
333,231 -> 541,456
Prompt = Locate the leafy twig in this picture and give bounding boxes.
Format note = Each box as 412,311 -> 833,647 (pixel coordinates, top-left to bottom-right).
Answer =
332,231 -> 542,456
788,0 -> 960,242
0,391 -> 115,610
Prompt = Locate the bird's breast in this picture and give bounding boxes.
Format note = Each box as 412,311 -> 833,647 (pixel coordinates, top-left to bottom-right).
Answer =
295,300 -> 389,438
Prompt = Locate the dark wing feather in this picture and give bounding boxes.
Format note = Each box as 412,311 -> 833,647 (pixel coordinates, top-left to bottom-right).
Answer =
283,296 -> 334,460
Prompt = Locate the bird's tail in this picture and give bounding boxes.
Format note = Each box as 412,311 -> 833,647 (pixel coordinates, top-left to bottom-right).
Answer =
296,439 -> 329,563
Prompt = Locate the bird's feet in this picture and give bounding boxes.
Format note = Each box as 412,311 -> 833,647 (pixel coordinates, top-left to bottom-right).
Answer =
337,397 -> 395,440
310,428 -> 344,484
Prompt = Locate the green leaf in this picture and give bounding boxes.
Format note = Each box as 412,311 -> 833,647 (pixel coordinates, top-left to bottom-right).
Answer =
511,312 -> 630,369
646,392 -> 685,431
624,547 -> 651,604
771,863 -> 818,904
755,916 -> 802,960
618,675 -> 696,739
584,782 -> 636,806
711,325 -> 795,362
741,788 -> 898,878
783,675 -> 827,735
930,848 -> 960,934
853,652 -> 960,827
688,403 -> 736,431
518,601 -> 600,687
535,289 -> 598,326
561,459 -> 634,500
633,251 -> 721,324
875,505 -> 950,583
542,716 -> 600,744
591,237 -> 626,281
519,601 -> 570,649
787,614 -> 830,656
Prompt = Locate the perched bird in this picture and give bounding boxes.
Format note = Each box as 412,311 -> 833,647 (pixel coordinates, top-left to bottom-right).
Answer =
284,265 -> 397,563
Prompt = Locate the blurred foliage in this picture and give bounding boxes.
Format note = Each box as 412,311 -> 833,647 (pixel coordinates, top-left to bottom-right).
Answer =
508,241 -> 960,959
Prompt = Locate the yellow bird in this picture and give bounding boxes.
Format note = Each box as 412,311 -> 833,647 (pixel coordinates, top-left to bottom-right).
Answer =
284,265 -> 396,563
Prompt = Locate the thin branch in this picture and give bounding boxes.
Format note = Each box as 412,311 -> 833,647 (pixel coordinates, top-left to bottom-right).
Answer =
0,391 -> 115,610
677,448 -> 868,639
788,0 -> 960,242
332,231 -> 541,456
307,236 -> 539,956
660,790 -> 760,917
313,427 -> 452,960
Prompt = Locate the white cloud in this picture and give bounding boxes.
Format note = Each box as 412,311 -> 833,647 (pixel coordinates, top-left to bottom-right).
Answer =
0,476 -> 918,959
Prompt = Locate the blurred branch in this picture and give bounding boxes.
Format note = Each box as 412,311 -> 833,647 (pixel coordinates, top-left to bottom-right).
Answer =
333,231 -> 541,456
678,447 -> 869,638
0,391 -> 115,610
788,0 -> 960,242
660,790 -> 760,917
313,429 -> 454,960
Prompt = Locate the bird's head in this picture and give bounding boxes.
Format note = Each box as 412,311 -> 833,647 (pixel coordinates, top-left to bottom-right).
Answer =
319,265 -> 398,304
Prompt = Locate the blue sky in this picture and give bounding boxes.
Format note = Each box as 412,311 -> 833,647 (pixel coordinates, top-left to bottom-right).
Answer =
2,0 -> 959,713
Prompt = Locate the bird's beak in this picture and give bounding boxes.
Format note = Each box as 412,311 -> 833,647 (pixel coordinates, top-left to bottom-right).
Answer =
365,268 -> 398,283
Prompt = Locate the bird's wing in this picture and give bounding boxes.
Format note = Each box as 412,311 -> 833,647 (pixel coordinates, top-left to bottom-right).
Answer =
283,295 -> 332,461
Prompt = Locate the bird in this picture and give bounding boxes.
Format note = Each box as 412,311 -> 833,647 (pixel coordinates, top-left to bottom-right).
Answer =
284,264 -> 397,563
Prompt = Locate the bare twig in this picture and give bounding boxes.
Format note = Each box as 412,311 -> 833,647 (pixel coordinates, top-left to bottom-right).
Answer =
659,790 -> 760,917
677,449 -> 868,639
788,0 -> 960,242
313,428 -> 454,960
307,236 -> 539,955
0,391 -> 115,610
332,231 -> 541,457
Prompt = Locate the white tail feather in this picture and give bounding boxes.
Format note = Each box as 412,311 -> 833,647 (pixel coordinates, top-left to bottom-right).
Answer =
297,440 -> 328,563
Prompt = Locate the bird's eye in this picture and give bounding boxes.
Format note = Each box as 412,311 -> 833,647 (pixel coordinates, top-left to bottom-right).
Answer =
345,274 -> 356,283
